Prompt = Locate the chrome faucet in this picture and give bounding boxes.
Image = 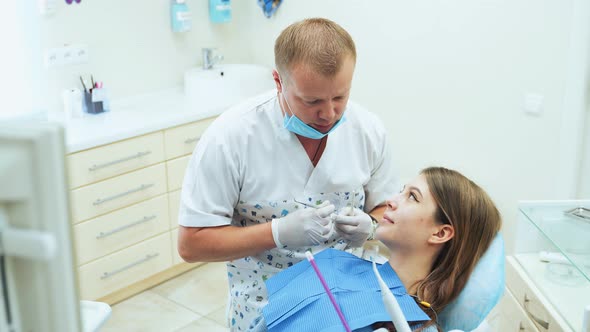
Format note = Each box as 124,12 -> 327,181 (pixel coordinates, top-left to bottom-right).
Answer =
202,48 -> 224,70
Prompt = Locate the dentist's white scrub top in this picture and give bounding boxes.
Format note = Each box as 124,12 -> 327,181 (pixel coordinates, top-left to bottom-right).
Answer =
179,89 -> 398,331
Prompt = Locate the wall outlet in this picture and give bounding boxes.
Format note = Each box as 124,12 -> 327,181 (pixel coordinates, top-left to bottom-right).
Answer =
73,45 -> 89,64
39,0 -> 57,16
523,93 -> 544,116
44,44 -> 89,68
44,48 -> 62,67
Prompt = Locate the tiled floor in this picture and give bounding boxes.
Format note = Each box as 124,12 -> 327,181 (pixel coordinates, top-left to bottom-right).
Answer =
101,262 -> 230,332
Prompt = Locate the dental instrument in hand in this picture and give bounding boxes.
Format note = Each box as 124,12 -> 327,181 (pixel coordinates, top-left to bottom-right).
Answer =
294,198 -> 323,209
348,190 -> 357,216
306,251 -> 352,332
294,199 -> 338,222
372,260 -> 412,332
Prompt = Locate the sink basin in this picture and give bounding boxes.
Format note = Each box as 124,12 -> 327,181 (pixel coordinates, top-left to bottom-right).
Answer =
184,64 -> 276,111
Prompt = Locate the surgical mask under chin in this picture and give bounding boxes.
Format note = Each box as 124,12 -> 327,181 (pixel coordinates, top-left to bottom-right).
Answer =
281,91 -> 347,139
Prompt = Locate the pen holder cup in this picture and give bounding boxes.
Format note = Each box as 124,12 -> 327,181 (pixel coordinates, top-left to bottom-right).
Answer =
83,88 -> 110,114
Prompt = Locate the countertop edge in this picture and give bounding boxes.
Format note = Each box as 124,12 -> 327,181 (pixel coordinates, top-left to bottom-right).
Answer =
66,108 -> 222,154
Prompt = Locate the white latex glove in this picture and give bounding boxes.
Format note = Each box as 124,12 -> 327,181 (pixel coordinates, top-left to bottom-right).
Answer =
271,201 -> 336,248
333,208 -> 374,248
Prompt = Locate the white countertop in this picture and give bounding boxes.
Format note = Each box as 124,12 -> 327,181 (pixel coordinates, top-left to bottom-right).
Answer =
61,87 -> 226,153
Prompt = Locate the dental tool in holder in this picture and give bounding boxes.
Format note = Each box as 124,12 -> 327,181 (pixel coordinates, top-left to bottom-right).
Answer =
539,251 -> 570,265
539,250 -> 590,269
372,260 -> 412,332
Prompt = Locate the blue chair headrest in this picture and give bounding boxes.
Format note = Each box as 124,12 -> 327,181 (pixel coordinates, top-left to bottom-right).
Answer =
438,233 -> 505,331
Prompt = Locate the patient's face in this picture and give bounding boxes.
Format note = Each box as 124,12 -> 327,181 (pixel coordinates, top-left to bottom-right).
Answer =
376,174 -> 439,251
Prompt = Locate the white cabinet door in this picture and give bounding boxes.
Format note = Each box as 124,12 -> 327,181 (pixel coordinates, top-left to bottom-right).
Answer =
487,288 -> 540,332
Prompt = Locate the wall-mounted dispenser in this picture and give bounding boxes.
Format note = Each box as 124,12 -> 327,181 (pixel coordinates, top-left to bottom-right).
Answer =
171,0 -> 192,32
209,0 -> 231,24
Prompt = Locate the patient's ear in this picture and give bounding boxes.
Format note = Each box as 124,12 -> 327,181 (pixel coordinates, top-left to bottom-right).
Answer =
428,224 -> 454,244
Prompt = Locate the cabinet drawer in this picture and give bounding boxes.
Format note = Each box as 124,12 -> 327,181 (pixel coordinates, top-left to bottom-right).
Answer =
163,117 -> 215,160
168,190 -> 181,230
170,228 -> 183,265
74,194 -> 170,265
489,287 -> 540,331
506,257 -> 569,332
78,232 -> 173,300
68,132 -> 165,189
70,163 -> 167,222
166,155 -> 190,192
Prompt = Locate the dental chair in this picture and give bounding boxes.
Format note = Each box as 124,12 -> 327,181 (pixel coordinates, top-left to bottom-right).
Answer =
438,233 -> 505,331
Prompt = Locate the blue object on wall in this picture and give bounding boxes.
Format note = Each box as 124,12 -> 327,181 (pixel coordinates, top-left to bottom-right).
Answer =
171,0 -> 192,32
258,0 -> 283,18
209,0 -> 231,24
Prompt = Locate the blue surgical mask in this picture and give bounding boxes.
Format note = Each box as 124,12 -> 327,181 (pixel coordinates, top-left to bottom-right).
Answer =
280,84 -> 346,139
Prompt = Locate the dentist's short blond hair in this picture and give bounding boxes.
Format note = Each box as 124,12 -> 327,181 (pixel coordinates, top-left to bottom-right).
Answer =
274,18 -> 356,79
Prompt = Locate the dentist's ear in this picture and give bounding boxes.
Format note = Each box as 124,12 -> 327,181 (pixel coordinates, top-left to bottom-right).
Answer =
272,69 -> 282,92
429,224 -> 454,245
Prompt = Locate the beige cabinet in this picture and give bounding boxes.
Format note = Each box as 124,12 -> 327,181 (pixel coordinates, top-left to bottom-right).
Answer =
163,117 -> 215,160
168,190 -> 181,230
166,155 -> 191,192
78,232 -> 173,300
68,117 -> 215,303
67,131 -> 165,189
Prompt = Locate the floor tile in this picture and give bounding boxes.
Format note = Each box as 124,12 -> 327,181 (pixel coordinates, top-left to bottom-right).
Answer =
206,304 -> 229,327
151,262 -> 229,316
101,290 -> 201,332
174,316 -> 230,332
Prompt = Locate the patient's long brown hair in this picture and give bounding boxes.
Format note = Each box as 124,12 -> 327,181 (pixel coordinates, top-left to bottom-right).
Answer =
415,167 -> 502,331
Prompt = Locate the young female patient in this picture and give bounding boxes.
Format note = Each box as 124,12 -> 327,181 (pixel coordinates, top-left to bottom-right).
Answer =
256,166 -> 502,332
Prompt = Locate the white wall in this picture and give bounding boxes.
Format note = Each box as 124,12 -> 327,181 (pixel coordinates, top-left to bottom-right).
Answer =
230,0 -> 585,253
580,114 -> 590,197
39,0 -> 255,113
17,0 -> 588,254
0,1 -> 45,119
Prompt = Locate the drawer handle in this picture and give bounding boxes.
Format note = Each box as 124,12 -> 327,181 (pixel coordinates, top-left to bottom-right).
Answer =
92,183 -> 155,206
88,150 -> 152,172
524,294 -> 549,330
100,253 -> 159,280
184,137 -> 199,144
96,215 -> 157,239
